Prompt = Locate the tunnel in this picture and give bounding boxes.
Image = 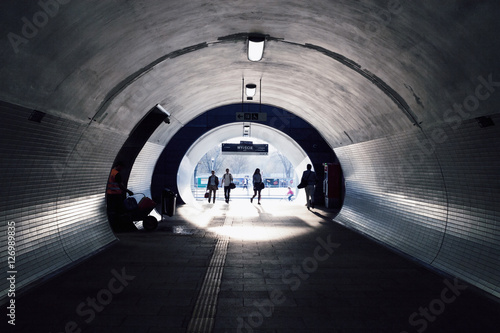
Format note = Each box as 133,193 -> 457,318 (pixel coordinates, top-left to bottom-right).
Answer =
1,1 -> 499,331
150,103 -> 335,207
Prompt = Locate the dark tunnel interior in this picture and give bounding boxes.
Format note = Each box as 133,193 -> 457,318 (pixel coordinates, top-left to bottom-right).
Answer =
1,1 -> 499,331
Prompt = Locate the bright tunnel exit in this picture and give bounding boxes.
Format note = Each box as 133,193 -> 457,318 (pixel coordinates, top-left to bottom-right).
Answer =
177,122 -> 314,208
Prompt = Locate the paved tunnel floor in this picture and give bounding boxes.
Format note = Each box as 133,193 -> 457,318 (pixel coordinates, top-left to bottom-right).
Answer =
12,200 -> 500,333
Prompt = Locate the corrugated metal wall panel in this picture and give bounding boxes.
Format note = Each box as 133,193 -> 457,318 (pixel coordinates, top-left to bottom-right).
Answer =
431,117 -> 500,296
128,141 -> 166,198
334,117 -> 500,297
0,106 -> 125,302
335,131 -> 448,263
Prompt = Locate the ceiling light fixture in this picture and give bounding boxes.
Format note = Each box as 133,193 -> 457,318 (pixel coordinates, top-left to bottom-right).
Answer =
245,84 -> 257,98
247,35 -> 265,62
155,103 -> 170,117
243,125 -> 250,137
155,103 -> 171,124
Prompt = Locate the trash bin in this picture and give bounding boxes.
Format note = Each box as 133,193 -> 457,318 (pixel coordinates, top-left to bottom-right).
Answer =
162,188 -> 177,217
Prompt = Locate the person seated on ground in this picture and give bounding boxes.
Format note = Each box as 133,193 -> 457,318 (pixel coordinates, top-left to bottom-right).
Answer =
106,161 -> 134,221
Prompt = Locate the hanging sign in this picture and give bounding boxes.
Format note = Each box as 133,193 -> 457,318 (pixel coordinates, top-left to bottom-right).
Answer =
221,143 -> 268,155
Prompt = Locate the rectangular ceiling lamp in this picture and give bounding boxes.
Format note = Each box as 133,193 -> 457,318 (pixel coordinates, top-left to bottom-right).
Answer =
248,36 -> 265,62
243,125 -> 250,136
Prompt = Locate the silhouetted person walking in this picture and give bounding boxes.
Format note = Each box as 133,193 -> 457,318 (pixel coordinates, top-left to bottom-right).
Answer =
251,168 -> 263,205
301,164 -> 317,209
222,168 -> 233,203
206,170 -> 219,203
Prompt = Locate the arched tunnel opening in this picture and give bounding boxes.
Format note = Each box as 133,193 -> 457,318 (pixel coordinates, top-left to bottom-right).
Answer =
172,121 -> 341,208
150,104 -> 343,208
187,136 -> 302,205
179,131 -> 310,206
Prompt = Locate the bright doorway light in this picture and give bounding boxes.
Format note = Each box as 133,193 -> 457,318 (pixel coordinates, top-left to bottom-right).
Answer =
177,123 -> 313,207
193,137 -> 297,202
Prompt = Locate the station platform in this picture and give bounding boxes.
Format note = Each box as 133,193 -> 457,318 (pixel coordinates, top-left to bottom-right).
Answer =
12,199 -> 500,333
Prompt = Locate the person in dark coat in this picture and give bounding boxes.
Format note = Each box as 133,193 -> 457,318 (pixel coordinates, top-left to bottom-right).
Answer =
251,168 -> 263,205
206,170 -> 219,203
301,164 -> 317,209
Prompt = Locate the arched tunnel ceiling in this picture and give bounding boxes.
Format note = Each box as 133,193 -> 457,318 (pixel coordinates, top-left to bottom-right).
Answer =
1,0 -> 499,149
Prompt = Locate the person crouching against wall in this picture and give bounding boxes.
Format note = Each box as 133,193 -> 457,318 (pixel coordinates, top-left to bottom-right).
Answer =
106,161 -> 134,225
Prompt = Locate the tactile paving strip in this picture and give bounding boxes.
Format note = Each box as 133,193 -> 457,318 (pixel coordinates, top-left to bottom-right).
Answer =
187,217 -> 230,332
